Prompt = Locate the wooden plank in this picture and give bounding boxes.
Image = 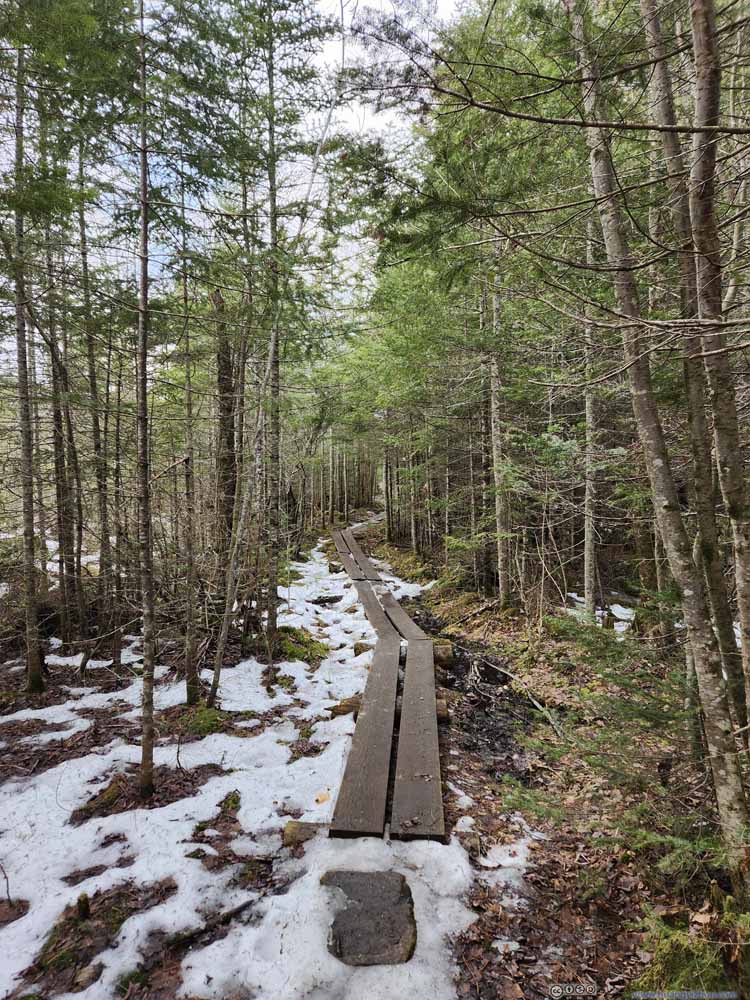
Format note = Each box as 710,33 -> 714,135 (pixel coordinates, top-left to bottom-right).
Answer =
380,591 -> 427,640
338,551 -> 367,581
391,639 -> 445,839
353,581 -> 396,636
331,529 -> 368,580
332,530 -> 356,561
342,529 -> 381,582
330,635 -> 401,837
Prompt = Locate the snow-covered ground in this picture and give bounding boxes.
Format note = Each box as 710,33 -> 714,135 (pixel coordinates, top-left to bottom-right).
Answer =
0,536 -> 536,999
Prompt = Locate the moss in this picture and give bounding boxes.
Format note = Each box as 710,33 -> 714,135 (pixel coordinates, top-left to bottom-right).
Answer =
103,905 -> 129,935
275,626 -> 328,665
220,789 -> 241,813
46,947 -> 77,970
73,774 -> 127,822
117,970 -> 149,995
277,673 -> 297,691
635,916 -> 731,991
297,722 -> 314,740
177,705 -> 228,737
372,542 -> 431,584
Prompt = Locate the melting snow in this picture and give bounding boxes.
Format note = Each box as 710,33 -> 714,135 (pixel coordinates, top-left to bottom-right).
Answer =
0,537 -> 479,999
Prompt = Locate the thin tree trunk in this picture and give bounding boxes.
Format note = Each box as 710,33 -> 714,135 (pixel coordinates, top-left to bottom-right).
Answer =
13,47 -> 43,692
640,0 -> 744,726
568,0 -> 750,893
78,139 -> 112,624
583,220 -> 597,620
265,0 -> 281,638
137,4 -> 157,798
689,0 -> 750,732
213,288 -> 236,582
181,180 -> 199,705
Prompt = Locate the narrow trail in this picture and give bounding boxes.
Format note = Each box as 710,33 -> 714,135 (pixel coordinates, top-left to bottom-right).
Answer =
329,525 -> 444,840
0,524 -> 539,1000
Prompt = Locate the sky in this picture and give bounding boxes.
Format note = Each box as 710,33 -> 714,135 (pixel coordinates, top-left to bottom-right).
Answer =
317,0 -> 459,136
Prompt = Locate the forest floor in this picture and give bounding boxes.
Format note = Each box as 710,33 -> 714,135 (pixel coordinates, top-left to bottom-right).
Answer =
0,522 -> 715,999
365,529 -> 732,999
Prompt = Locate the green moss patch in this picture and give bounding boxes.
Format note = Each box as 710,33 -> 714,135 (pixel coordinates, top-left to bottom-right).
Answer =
274,625 -> 328,666
634,916 -> 732,992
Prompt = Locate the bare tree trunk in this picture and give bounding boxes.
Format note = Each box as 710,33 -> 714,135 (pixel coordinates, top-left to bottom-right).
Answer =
265,1 -> 281,638
568,0 -> 750,893
14,47 -> 43,693
408,436 -> 417,552
490,357 -> 510,607
181,180 -> 199,706
213,287 -> 236,582
112,354 -> 124,668
328,432 -> 334,524
28,334 -> 48,596
137,4 -> 157,798
78,139 -> 112,624
640,0 -> 744,727
689,0 -> 750,732
583,221 -> 597,620
59,287 -> 88,635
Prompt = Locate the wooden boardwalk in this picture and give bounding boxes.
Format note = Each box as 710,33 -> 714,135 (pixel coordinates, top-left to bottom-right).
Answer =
329,528 -> 444,841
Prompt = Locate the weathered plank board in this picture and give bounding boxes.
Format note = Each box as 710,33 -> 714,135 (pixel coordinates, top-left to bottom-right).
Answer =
380,591 -> 427,641
330,635 -> 401,837
353,580 -> 394,636
331,529 -> 350,557
390,638 -> 444,839
331,530 -> 366,580
342,529 -> 382,582
339,551 -> 367,581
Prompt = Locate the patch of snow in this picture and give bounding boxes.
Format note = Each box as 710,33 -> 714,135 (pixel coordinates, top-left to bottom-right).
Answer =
0,538 -> 480,1000
609,603 -> 635,621
447,782 -> 474,809
477,837 -> 533,892
492,939 -> 520,955
455,816 -> 475,832
180,835 -> 475,1000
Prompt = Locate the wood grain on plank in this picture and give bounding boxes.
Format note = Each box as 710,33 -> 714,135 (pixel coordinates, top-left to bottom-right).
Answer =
380,591 -> 427,640
329,635 -> 401,837
390,639 -> 445,840
342,529 -> 382,582
353,580 -> 395,636
332,529 -> 368,579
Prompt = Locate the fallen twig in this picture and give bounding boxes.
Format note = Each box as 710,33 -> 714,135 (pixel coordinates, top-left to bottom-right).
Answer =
441,635 -> 564,738
0,860 -> 12,904
446,600 -> 501,629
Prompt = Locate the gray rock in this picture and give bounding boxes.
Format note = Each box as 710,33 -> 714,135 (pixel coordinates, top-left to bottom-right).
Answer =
310,594 -> 343,607
320,869 -> 417,966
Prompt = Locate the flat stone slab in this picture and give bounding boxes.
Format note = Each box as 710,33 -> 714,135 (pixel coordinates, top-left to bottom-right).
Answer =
321,869 -> 416,966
